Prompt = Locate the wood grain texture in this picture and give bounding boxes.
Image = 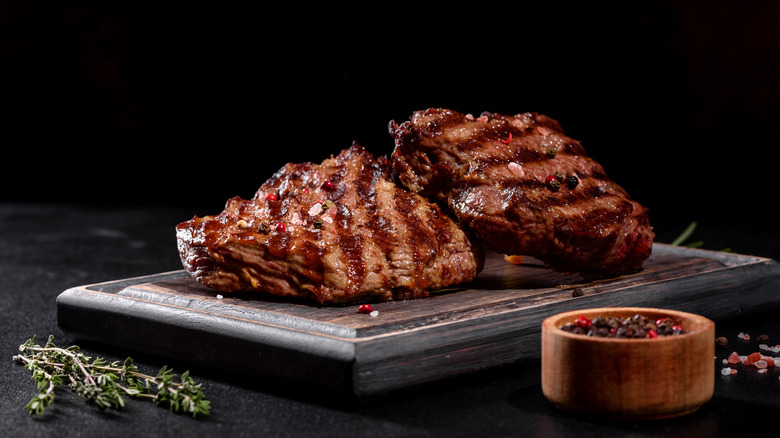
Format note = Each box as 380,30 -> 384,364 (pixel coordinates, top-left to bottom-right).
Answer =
541,307 -> 715,420
56,244 -> 780,398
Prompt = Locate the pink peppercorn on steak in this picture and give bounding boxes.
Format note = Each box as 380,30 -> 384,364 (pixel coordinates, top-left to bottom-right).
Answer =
176,143 -> 484,304
389,108 -> 654,277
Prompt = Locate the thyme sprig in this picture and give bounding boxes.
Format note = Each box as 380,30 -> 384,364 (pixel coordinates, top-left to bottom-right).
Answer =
12,335 -> 210,418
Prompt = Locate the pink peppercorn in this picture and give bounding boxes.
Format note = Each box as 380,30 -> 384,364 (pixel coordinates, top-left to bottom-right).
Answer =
574,315 -> 592,328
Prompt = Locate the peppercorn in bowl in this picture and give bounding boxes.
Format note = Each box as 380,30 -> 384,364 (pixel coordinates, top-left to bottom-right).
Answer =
541,307 -> 715,420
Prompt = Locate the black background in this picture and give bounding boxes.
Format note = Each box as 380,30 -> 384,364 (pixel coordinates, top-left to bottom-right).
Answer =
2,4 -> 780,435
3,1 -> 779,239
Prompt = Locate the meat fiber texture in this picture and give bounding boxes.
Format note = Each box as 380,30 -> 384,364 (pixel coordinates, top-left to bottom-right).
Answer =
389,108 -> 654,277
176,144 -> 484,304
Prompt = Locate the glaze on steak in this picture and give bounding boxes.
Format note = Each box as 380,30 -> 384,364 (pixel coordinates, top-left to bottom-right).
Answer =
389,108 -> 654,277
176,143 -> 484,304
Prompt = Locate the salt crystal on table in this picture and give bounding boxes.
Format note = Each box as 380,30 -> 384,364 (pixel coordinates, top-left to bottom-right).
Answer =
721,368 -> 733,376
760,344 -> 780,353
216,294 -> 223,299
755,360 -> 768,369
758,369 -> 768,374
728,352 -> 741,364
737,332 -> 750,341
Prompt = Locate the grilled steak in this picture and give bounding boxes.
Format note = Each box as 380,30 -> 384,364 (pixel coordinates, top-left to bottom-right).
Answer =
389,108 -> 654,277
176,143 -> 484,304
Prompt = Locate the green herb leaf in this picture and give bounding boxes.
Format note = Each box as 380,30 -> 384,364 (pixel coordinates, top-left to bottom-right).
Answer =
670,221 -> 698,247
12,336 -> 210,418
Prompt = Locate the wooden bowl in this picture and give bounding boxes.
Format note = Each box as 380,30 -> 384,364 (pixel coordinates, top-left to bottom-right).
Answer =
541,307 -> 715,420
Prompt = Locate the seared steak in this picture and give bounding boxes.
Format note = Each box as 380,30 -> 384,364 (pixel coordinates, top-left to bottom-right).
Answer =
176,143 -> 484,304
389,108 -> 654,277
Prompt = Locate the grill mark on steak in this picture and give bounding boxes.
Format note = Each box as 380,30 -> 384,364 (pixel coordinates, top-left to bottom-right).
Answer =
358,159 -> 397,264
393,189 -> 430,290
334,203 -> 366,296
176,143 -> 483,304
389,108 -> 654,277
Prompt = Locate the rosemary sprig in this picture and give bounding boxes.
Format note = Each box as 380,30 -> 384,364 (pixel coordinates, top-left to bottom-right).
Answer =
670,221 -> 703,248
668,221 -> 732,252
12,335 -> 211,418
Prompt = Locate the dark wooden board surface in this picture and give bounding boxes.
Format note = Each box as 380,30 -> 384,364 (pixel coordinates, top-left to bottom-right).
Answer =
57,244 -> 780,398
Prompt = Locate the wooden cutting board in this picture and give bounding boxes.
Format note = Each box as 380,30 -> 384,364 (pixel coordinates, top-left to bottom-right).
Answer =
56,244 -> 780,398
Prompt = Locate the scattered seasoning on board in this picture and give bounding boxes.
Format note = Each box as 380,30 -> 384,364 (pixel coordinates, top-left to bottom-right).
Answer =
559,313 -> 689,338
265,193 -> 278,202
275,222 -> 286,233
715,336 -> 728,347
358,304 -> 373,314
546,147 -> 557,158
500,132 -> 513,144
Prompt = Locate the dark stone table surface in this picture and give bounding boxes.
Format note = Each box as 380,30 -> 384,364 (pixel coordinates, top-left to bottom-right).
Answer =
2,202 -> 779,437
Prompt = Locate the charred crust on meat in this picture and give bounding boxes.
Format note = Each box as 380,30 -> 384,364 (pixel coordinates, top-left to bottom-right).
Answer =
389,107 -> 654,277
176,142 -> 484,304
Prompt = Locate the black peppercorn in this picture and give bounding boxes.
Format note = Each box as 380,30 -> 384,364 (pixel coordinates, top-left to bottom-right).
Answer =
559,314 -> 688,338
566,172 -> 579,189
258,222 -> 271,234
